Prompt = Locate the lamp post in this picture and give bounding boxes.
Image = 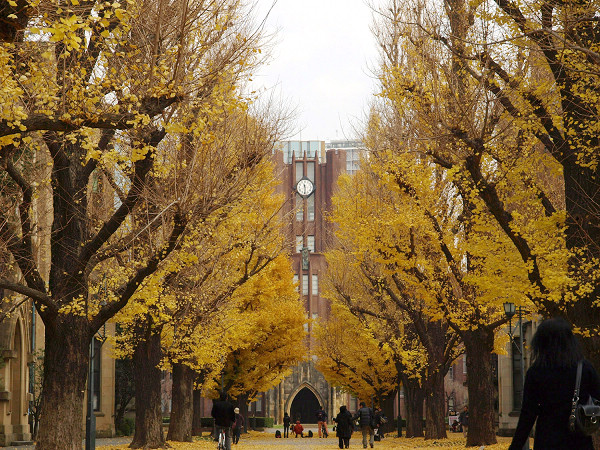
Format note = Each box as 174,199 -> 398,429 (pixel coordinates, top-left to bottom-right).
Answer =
503,302 -> 529,450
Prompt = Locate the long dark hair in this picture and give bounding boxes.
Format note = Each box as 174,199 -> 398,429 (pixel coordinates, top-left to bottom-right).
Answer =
531,318 -> 583,368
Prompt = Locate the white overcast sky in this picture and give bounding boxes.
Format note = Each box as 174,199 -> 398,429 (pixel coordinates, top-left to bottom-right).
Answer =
250,0 -> 380,142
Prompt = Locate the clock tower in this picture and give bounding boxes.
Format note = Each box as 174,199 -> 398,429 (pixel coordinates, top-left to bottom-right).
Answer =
258,140 -> 365,425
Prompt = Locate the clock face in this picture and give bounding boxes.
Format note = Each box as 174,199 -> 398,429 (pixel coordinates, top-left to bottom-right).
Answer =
296,179 -> 314,197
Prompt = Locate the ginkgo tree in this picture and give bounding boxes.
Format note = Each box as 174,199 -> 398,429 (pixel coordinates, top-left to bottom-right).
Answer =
111,121 -> 290,447
372,0 -> 600,373
201,253 -> 307,419
313,302 -> 398,406
0,0 -> 271,447
326,137 -> 534,444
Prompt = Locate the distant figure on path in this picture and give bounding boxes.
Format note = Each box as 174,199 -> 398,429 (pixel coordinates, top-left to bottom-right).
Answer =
211,391 -> 235,450
508,318 -> 600,450
334,405 -> 354,449
283,412 -> 291,438
232,407 -> 244,445
353,401 -> 374,449
316,405 -> 328,438
458,405 -> 469,438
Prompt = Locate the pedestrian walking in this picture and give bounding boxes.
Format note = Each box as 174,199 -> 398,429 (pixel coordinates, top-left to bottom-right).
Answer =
283,412 -> 291,438
508,318 -> 600,450
232,407 -> 244,445
334,405 -> 354,449
352,401 -> 374,449
211,391 -> 235,450
458,405 -> 469,438
316,405 -> 329,438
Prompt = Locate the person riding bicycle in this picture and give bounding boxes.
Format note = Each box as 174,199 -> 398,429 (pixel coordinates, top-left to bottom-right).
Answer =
211,391 -> 235,450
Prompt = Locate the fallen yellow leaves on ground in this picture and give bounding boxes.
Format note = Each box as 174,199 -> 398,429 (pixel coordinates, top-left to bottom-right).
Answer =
98,432 -> 514,449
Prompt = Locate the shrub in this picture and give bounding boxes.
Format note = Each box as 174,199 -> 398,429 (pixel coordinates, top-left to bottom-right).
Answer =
117,417 -> 135,436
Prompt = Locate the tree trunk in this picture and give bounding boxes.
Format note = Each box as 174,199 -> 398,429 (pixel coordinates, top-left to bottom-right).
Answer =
36,318 -> 90,449
167,362 -> 195,442
130,327 -> 167,449
464,327 -> 497,447
424,370 -> 447,440
237,394 -> 250,433
192,389 -> 203,436
402,375 -> 424,438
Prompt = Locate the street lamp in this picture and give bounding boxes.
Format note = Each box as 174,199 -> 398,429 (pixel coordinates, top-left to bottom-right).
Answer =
503,302 -> 529,450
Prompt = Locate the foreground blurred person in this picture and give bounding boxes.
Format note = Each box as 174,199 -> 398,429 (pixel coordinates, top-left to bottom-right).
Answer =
508,318 -> 600,450
211,392 -> 235,450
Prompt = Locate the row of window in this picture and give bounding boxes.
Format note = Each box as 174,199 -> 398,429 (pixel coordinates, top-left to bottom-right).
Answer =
295,162 -> 316,183
280,141 -> 324,164
296,194 -> 315,221
296,235 -> 315,253
292,274 -> 319,295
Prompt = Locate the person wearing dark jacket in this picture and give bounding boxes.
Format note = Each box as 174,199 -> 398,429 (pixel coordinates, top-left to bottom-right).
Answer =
232,407 -> 244,445
353,401 -> 374,449
458,406 -> 469,438
316,405 -> 328,438
283,412 -> 291,438
334,405 -> 354,449
509,318 -> 600,450
211,392 -> 236,450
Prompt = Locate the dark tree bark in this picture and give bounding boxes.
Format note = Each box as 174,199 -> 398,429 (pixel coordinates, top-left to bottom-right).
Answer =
402,374 -> 424,438
237,394 -> 250,433
37,317 -> 90,450
464,327 -> 497,447
167,362 -> 195,442
424,369 -> 447,440
192,389 -> 203,436
130,326 -> 167,449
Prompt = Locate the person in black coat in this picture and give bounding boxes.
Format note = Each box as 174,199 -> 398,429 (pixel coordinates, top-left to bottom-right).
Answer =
283,412 -> 291,438
334,405 -> 354,449
353,402 -> 374,448
211,391 -> 235,450
509,318 -> 600,450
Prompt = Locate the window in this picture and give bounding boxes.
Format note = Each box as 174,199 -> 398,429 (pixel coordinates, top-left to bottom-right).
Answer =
307,195 -> 315,221
312,274 -> 318,294
512,344 -> 524,410
312,313 -> 318,320
296,194 -> 303,221
295,162 -> 303,182
302,275 -> 309,295
463,356 -> 467,374
307,235 -> 315,252
291,141 -> 301,158
256,397 -> 262,412
309,141 -> 320,159
346,149 -> 362,175
448,396 -> 455,412
448,366 -> 454,381
293,274 -> 299,292
91,338 -> 102,411
296,236 -> 303,253
307,162 -> 315,181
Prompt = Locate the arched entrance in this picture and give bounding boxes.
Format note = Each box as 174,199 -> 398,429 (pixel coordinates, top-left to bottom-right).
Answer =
290,387 -> 320,423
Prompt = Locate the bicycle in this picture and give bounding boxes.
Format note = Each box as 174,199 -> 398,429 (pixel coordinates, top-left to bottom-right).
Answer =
217,427 -> 226,450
